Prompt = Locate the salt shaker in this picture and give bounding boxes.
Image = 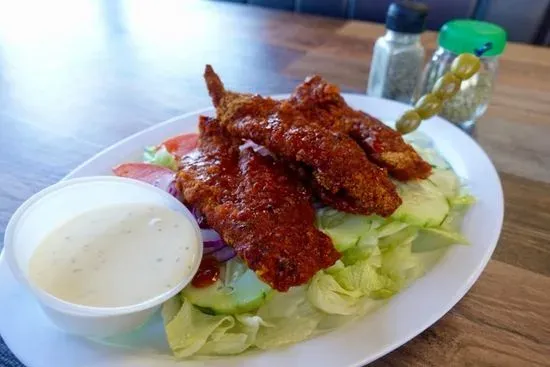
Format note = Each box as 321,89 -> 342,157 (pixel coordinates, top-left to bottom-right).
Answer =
367,1 -> 428,103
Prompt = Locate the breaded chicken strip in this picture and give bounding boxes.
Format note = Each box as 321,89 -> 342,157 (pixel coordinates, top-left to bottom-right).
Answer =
204,65 -> 401,217
289,76 -> 432,181
177,116 -> 340,292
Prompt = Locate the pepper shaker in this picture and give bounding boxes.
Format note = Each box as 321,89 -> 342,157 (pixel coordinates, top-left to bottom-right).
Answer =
367,1 -> 428,103
415,20 -> 507,133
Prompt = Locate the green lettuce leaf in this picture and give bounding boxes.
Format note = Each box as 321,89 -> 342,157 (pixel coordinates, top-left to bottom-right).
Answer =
143,145 -> 178,171
428,169 -> 459,199
255,286 -> 323,349
379,242 -> 425,293
378,226 -> 419,251
163,297 -> 235,358
333,260 -> 390,296
163,297 -> 269,357
341,220 -> 408,266
412,227 -> 469,253
449,194 -> 476,207
198,314 -> 264,355
442,194 -> 476,231
307,272 -> 362,315
162,295 -> 182,325
325,260 -> 346,274
257,286 -> 308,320
315,297 -> 386,332
341,245 -> 381,267
377,221 -> 409,238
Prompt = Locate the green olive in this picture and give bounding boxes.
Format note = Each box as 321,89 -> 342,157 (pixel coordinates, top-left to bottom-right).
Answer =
414,93 -> 443,119
432,72 -> 461,100
451,53 -> 481,80
396,110 -> 422,134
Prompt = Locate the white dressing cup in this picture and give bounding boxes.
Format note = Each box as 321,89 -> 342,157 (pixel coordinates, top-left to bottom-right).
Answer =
3,176 -> 202,338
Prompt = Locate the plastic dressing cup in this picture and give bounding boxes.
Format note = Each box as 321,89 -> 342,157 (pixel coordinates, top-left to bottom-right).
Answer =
3,176 -> 202,338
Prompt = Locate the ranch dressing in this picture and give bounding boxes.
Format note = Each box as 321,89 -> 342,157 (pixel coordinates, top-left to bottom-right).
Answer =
28,203 -> 199,308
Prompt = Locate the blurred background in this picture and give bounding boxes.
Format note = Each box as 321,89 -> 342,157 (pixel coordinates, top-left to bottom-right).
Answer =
214,0 -> 550,45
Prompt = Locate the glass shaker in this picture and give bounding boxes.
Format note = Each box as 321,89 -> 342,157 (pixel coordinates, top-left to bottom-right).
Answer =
415,20 -> 507,132
367,1 -> 428,103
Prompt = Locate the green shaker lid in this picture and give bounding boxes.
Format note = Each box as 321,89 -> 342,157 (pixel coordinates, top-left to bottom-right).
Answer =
438,20 -> 507,56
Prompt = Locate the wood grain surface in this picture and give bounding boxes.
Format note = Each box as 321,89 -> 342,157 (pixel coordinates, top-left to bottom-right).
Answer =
1,1 -> 549,366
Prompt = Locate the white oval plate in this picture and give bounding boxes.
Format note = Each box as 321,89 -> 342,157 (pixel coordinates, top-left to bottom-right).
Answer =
0,95 -> 503,367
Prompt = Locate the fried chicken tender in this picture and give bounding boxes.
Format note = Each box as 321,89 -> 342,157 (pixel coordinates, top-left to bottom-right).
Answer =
204,65 -> 401,217
289,76 -> 432,181
177,116 -> 340,292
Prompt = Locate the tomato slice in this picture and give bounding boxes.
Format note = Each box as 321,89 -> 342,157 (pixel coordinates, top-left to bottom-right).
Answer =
112,163 -> 175,191
160,133 -> 199,159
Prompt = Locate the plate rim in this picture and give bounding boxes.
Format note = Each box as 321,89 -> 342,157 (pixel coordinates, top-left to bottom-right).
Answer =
1,94 -> 504,367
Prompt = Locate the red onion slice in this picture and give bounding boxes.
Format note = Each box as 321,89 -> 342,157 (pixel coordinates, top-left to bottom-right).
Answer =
239,140 -> 273,157
191,206 -> 210,229
203,239 -> 226,255
211,246 -> 237,263
167,180 -> 179,199
201,229 -> 221,242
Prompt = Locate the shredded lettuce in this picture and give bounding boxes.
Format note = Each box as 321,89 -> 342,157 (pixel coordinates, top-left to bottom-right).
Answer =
162,296 -> 269,357
257,286 -> 308,319
442,194 -> 476,231
377,221 -> 409,238
325,259 -> 346,274
163,297 -> 235,357
333,261 -> 389,295
307,271 -> 362,315
450,194 -> 476,207
380,242 -> 425,292
143,145 -> 178,171
198,314 -> 263,355
428,169 -> 459,198
412,228 -> 469,253
341,244 -> 381,267
378,226 -> 418,251
256,288 -> 323,349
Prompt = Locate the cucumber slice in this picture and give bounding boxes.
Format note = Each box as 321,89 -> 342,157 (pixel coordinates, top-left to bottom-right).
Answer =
183,266 -> 272,315
392,180 -> 449,227
321,214 -> 377,252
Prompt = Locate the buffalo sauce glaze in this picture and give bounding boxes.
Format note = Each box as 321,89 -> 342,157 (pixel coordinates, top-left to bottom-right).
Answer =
191,256 -> 220,288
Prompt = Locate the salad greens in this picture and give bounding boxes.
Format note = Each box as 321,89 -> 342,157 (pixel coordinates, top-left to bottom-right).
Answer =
162,296 -> 263,357
158,138 -> 476,358
143,145 -> 179,171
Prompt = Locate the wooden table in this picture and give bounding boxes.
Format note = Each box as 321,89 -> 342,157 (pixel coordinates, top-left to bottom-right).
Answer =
1,1 -> 549,366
